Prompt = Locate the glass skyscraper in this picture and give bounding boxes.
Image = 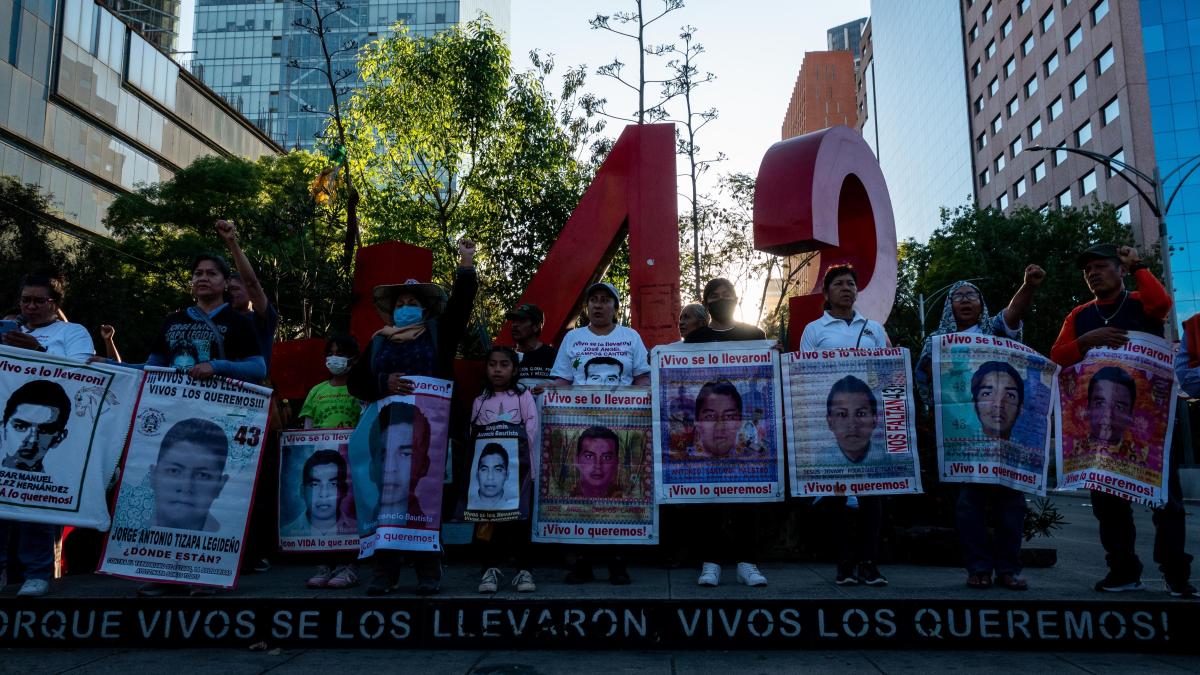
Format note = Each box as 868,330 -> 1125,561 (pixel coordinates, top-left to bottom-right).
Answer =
109,0 -> 183,52
1142,0 -> 1200,322
192,0 -> 510,150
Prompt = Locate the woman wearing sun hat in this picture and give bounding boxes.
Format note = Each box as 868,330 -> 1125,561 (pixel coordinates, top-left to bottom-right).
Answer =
348,238 -> 478,595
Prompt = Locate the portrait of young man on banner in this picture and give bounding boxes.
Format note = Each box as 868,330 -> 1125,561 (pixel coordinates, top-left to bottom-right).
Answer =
463,436 -> 522,521
0,346 -> 140,529
533,386 -> 656,545
101,367 -> 270,589
784,348 -> 921,497
651,341 -> 784,503
932,334 -> 1059,495
1057,333 -> 1177,505
279,429 -> 357,552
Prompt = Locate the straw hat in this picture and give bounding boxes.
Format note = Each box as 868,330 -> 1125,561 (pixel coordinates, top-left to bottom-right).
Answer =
372,279 -> 448,324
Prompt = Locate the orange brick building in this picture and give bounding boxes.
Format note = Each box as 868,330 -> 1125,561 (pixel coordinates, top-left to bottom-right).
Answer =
780,51 -> 858,139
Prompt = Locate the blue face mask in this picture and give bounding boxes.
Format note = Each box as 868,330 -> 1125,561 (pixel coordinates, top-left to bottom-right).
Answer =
393,305 -> 423,327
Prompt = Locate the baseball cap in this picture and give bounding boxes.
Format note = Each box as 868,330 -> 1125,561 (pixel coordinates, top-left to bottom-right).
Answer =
506,303 -> 544,324
1076,244 -> 1121,268
586,282 -> 621,308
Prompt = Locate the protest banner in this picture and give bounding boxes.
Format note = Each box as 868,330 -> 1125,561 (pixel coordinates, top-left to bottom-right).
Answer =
100,367 -> 271,589
784,347 -> 921,497
1057,332 -> 1177,505
278,429 -> 357,552
348,376 -> 453,556
462,423 -> 527,523
0,346 -> 140,529
651,341 -> 784,503
532,386 -> 656,544
932,333 -> 1060,495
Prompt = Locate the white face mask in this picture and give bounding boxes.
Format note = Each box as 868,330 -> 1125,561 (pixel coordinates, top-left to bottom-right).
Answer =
325,355 -> 350,375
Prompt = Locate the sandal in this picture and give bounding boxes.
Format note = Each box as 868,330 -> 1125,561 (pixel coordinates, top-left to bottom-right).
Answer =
967,572 -> 993,589
996,572 -> 1028,591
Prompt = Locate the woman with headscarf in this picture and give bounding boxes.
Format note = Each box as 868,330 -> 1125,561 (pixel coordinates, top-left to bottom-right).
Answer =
347,239 -> 477,596
915,263 -> 1045,591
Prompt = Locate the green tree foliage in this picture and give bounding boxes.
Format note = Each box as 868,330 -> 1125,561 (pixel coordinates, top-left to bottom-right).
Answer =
343,19 -> 592,332
889,203 -> 1145,356
103,151 -> 352,353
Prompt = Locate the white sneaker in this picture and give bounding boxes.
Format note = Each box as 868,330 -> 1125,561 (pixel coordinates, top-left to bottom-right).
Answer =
17,578 -> 49,597
697,562 -> 721,587
737,562 -> 767,587
512,570 -> 536,593
478,567 -> 501,593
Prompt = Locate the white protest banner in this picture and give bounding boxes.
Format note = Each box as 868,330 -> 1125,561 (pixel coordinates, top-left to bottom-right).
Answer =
348,376 -> 452,556
279,429 -> 357,553
1057,332 -> 1177,505
532,386 -> 657,544
651,341 -> 785,503
932,333 -> 1060,495
0,345 -> 140,529
784,347 -> 921,497
100,367 -> 271,589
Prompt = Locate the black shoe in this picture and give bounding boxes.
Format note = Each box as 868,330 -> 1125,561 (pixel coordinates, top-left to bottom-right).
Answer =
366,573 -> 398,596
415,577 -> 441,595
608,562 -> 631,586
835,562 -> 858,586
1094,572 -> 1145,593
253,558 -> 271,574
564,562 -> 595,584
1167,579 -> 1198,599
857,561 -> 888,587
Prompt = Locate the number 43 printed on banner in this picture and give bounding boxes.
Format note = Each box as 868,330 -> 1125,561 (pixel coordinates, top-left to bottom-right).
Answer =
233,426 -> 261,446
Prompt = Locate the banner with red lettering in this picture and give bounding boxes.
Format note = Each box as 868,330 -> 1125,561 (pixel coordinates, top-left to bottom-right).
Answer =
1057,333 -> 1177,505
532,386 -> 656,544
348,377 -> 453,555
650,341 -> 784,503
783,348 -> 921,497
0,346 -> 140,529
100,367 -> 271,589
932,333 -> 1060,495
279,429 -> 358,552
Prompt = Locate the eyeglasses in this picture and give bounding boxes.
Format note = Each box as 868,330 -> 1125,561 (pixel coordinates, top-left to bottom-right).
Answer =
950,291 -> 981,302
18,296 -> 51,306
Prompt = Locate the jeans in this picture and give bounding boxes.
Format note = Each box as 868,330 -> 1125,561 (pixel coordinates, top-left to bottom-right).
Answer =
476,520 -> 534,572
1090,441 -> 1192,582
956,484 -> 1026,576
0,519 -> 57,581
832,496 -> 883,564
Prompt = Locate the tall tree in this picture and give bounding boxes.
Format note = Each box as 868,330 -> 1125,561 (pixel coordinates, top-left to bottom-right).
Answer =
590,0 -> 684,124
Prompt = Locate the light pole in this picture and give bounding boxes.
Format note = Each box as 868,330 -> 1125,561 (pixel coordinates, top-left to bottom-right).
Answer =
918,277 -> 989,341
1026,145 -> 1200,340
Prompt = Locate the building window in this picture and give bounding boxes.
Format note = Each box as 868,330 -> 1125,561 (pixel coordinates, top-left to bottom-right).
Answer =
1015,177 -> 1028,198
1081,169 -> 1097,195
970,23 -> 979,42
986,40 -> 997,59
993,114 -> 1004,134
1108,148 -> 1125,176
990,77 -> 1000,96
1067,25 -> 1083,53
1019,0 -> 1031,15
1029,117 -> 1043,140
975,95 -> 985,113
1054,143 -> 1068,166
1041,8 -> 1055,33
1092,0 -> 1109,24
1102,97 -> 1120,125
1011,136 -> 1024,157
1005,57 -> 1016,78
1002,17 -> 1013,38
1046,52 -> 1060,76
998,193 -> 1010,210
1115,201 -> 1130,224
1071,72 -> 1088,99
996,153 -> 1007,172
972,59 -> 982,77
1058,189 -> 1072,207
977,132 -> 988,150
1049,96 -> 1063,120
980,168 -> 991,186
1022,33 -> 1036,56
1033,160 -> 1047,182
1008,96 -> 1020,117
1076,120 -> 1093,145
985,2 -> 994,22
1025,75 -> 1039,97
435,12 -> 447,22
1097,45 -> 1114,74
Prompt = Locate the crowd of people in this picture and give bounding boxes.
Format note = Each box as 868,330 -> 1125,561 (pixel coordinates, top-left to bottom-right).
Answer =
0,221 -> 1195,601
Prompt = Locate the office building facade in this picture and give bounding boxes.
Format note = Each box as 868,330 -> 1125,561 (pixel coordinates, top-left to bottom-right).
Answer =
0,0 -> 279,235
108,0 -> 182,53
781,51 -> 857,140
827,17 -> 868,66
192,0 -> 510,149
